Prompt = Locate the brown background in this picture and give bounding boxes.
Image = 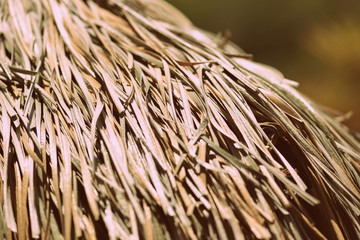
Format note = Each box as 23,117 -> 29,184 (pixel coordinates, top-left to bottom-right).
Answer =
168,0 -> 360,131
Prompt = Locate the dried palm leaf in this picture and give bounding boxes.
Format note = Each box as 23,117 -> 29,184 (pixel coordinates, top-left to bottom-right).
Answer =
0,0 -> 360,239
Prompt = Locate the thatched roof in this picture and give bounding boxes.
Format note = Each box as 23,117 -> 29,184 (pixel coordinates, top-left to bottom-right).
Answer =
1,0 -> 360,239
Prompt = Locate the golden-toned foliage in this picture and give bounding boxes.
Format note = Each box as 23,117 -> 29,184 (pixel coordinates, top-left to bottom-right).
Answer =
0,0 -> 359,239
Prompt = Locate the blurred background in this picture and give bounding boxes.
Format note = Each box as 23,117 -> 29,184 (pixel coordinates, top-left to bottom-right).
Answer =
167,0 -> 360,131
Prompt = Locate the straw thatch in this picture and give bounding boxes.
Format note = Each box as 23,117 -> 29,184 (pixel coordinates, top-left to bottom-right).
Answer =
1,0 -> 360,239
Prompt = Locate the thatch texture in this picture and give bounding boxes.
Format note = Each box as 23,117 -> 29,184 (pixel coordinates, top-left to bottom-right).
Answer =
1,0 -> 360,239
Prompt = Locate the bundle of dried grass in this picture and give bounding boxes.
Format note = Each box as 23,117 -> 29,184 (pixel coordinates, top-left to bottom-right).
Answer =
1,0 -> 360,239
